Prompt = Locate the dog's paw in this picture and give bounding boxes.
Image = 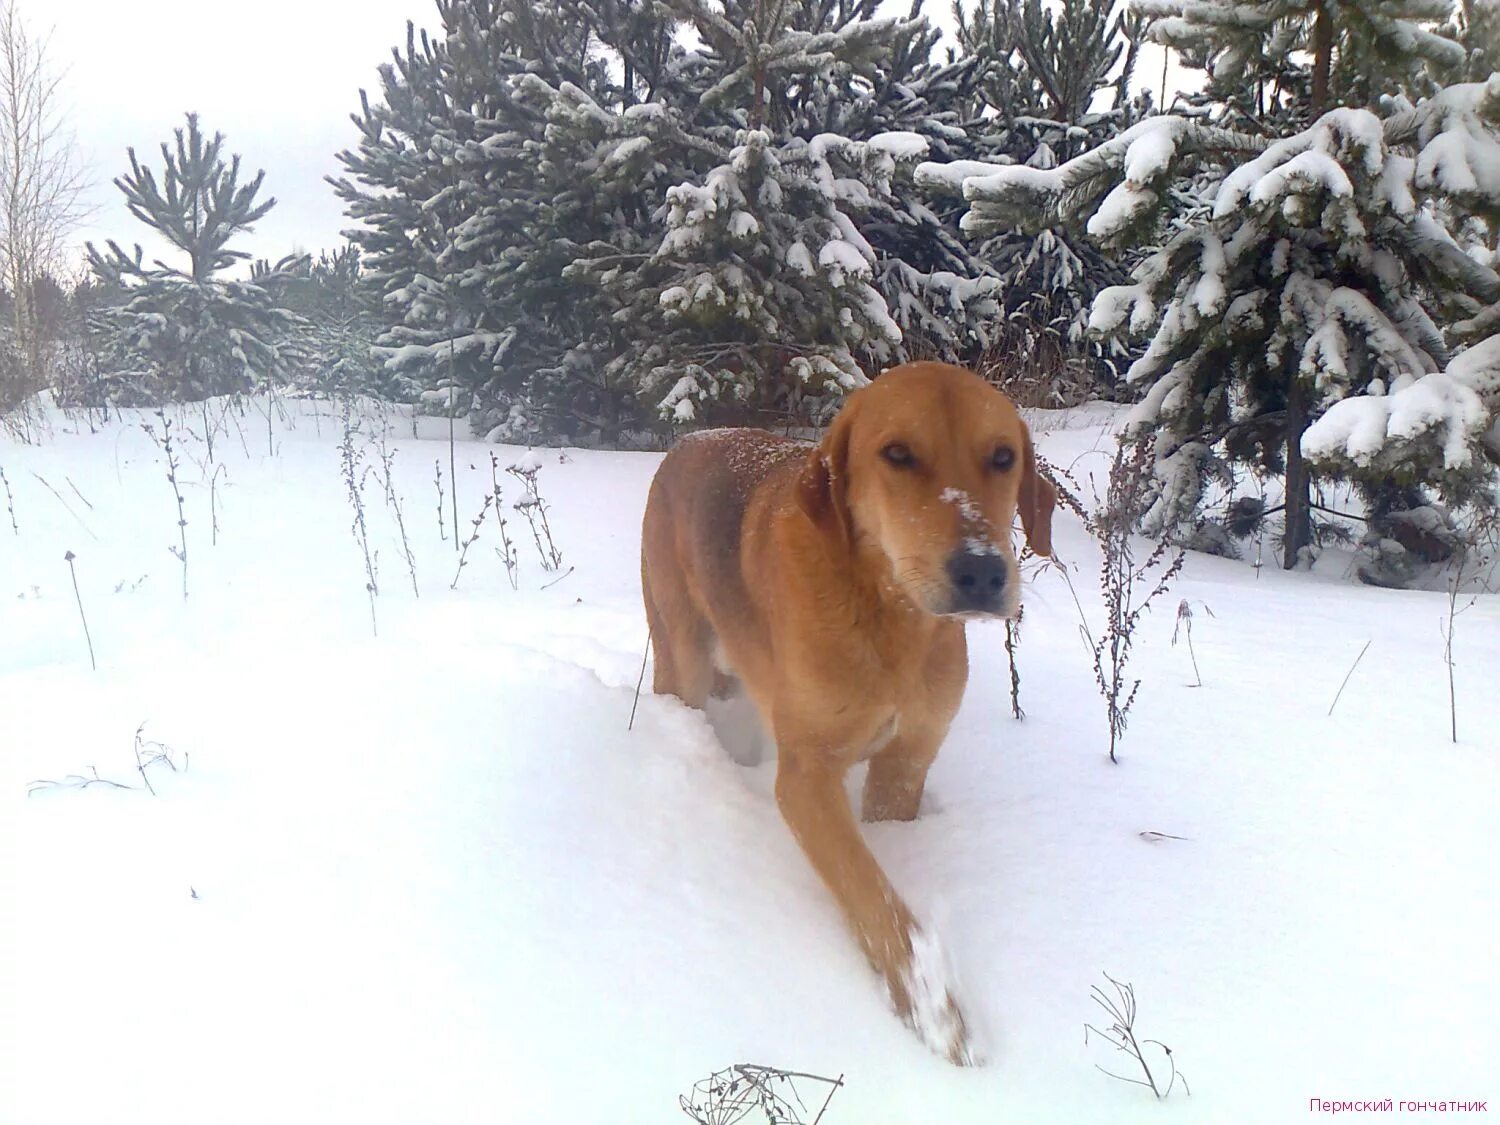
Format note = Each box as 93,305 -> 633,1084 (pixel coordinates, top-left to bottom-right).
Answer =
895,925 -> 984,1067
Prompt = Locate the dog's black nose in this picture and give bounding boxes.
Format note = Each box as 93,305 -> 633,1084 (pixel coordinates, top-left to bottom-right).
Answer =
946,551 -> 1007,613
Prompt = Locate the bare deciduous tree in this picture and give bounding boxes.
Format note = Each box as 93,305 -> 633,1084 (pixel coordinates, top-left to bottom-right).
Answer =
0,0 -> 89,408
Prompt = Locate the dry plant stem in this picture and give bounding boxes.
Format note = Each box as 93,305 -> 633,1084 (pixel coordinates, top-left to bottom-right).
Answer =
628,634 -> 649,731
1171,599 -> 1211,688
540,565 -> 574,590
64,550 -> 96,671
679,1063 -> 845,1125
131,722 -> 187,795
450,492 -> 494,590
338,401 -> 379,636
0,465 -> 16,532
65,476 -> 92,510
433,458 -> 446,543
447,332 -> 458,549
506,463 -> 564,571
1084,973 -> 1189,1101
379,430 -> 419,597
1441,551 -> 1482,743
132,721 -> 157,796
1089,437 -> 1185,763
27,767 -> 129,795
1326,639 -> 1372,717
489,452 -> 519,589
209,463 -> 224,546
144,409 -> 190,600
29,469 -> 95,538
1005,604 -> 1025,719
200,400 -> 215,464
223,396 -> 251,459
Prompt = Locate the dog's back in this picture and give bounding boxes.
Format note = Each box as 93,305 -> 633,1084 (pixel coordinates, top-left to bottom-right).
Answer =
642,429 -> 808,670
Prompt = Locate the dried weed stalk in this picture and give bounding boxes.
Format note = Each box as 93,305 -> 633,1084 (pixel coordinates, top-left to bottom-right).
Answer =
506,459 -> 564,571
679,1063 -> 844,1125
64,550 -> 96,671
1170,599 -> 1214,688
141,408 -> 190,600
0,464 -> 15,532
489,453 -> 519,590
378,427 -> 419,597
1082,437 -> 1185,763
339,401 -> 379,635
1085,973 -> 1189,1100
450,489 -> 495,590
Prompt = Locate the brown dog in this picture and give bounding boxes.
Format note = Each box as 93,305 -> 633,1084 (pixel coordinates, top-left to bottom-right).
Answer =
640,361 -> 1055,1064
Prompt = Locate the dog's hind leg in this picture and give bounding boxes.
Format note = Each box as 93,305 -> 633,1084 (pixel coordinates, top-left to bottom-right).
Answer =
641,553 -> 715,709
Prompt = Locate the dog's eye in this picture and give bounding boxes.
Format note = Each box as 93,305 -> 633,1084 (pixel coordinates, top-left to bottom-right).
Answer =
989,446 -> 1016,472
881,442 -> 915,468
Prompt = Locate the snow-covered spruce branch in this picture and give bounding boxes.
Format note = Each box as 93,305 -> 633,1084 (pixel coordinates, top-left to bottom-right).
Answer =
916,116 -> 1268,245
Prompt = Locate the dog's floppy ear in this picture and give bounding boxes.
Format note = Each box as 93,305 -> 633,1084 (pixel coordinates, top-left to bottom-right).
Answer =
798,404 -> 854,542
1019,420 -> 1056,558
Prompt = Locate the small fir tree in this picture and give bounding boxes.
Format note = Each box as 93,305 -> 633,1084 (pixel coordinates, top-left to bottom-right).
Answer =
87,114 -> 301,403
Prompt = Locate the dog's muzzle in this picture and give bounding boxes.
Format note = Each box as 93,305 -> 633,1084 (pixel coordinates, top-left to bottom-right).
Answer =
943,550 -> 1010,616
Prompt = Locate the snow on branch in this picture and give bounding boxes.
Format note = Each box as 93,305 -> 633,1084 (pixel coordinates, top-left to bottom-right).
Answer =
1304,331 -> 1500,475
1303,371 -> 1489,472
915,117 -> 1265,245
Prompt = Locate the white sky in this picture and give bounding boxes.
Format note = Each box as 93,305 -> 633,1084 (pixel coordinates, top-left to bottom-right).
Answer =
40,0 -> 1188,277
47,0 -> 432,275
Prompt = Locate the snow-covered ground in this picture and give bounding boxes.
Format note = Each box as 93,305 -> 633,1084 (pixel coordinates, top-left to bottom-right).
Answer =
2,397 -> 1496,1124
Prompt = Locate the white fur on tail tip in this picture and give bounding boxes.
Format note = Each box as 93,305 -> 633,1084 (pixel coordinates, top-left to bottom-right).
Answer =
901,925 -> 985,1066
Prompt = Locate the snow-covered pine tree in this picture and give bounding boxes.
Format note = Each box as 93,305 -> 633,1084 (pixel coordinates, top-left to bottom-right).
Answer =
931,0 -> 1146,400
922,3 -> 1500,576
338,0 -> 1007,439
613,126 -> 913,425
783,8 -> 1006,365
86,114 -> 301,404
264,248 -> 392,400
333,1 -> 673,442
566,0 -> 1008,426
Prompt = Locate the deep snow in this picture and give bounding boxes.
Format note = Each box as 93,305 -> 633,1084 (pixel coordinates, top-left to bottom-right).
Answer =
2,396 -> 1496,1124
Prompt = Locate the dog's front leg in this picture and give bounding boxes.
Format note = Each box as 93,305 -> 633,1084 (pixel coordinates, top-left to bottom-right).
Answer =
773,736 -> 976,1065
865,629 -> 965,823
862,726 -> 944,823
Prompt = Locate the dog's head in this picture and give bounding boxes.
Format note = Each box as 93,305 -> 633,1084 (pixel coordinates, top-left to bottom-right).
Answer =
798,361 -> 1055,619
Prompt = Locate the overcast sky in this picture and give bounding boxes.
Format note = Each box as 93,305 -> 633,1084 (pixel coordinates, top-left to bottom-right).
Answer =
48,0 -> 433,274
41,0 -> 1182,277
